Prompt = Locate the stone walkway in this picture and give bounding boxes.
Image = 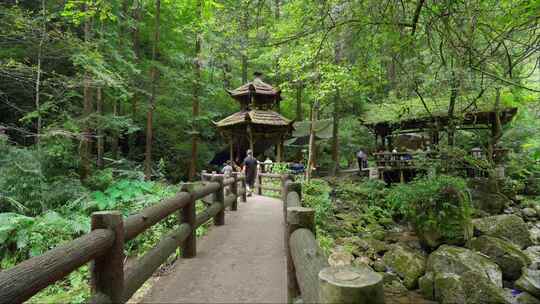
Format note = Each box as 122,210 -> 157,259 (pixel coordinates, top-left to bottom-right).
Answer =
142,195 -> 287,303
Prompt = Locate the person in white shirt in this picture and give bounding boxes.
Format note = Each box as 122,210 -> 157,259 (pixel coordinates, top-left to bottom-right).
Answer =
221,160 -> 233,177
263,156 -> 273,173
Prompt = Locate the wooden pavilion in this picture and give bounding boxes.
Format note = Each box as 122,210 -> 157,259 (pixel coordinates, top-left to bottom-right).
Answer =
360,95 -> 518,183
215,72 -> 293,163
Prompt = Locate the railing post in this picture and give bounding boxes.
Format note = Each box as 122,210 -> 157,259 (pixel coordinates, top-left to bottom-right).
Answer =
231,173 -> 239,211
281,174 -> 291,204
241,174 -> 247,202
257,172 -> 263,195
201,170 -> 213,204
286,206 -> 314,303
180,184 -> 196,258
90,211 -> 124,303
212,174 -> 225,226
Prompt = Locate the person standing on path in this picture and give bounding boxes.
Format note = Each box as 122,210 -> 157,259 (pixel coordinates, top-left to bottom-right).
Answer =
221,160 -> 233,177
243,149 -> 258,196
356,149 -> 368,171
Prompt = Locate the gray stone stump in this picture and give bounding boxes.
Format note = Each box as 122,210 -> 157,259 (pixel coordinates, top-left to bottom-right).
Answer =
318,265 -> 384,304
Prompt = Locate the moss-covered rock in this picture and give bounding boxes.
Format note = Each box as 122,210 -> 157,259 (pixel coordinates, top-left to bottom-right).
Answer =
427,245 -> 503,287
461,270 -> 510,304
419,245 -> 508,304
505,290 -> 540,304
473,215 -> 532,249
433,272 -> 465,304
469,178 -> 511,214
382,244 -> 426,289
418,272 -> 435,300
525,246 -> 540,264
516,268 -> 540,298
467,236 -> 531,280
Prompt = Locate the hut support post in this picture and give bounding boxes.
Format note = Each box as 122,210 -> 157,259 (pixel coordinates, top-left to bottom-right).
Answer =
277,137 -> 283,162
229,137 -> 234,164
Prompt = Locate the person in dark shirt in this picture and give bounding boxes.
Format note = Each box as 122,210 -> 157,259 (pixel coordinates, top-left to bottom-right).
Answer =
242,149 -> 258,196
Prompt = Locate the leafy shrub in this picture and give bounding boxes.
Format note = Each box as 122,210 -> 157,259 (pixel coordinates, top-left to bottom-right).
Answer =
334,178 -> 387,206
0,211 -> 89,265
86,179 -> 153,212
85,168 -> 114,191
0,138 -> 87,215
302,179 -> 332,227
386,175 -> 473,243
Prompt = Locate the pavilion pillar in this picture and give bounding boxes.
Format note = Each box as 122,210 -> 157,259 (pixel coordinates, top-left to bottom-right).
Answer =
247,125 -> 254,154
277,137 -> 283,162
229,137 -> 234,164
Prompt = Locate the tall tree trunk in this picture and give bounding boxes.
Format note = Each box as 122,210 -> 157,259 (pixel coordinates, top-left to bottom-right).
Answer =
273,0 -> 281,113
129,0 -> 142,158
96,87 -> 104,169
295,81 -> 303,121
447,71 -> 459,146
144,0 -> 161,180
189,0 -> 202,181
111,100 -> 119,159
223,62 -> 231,88
80,4 -> 93,181
331,90 -> 340,176
241,8 -> 249,84
306,102 -> 319,182
488,88 -> 502,163
111,0 -> 131,159
34,0 -> 46,146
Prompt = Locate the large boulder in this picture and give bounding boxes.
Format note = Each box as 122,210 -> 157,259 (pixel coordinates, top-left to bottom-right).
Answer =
516,268 -> 540,298
461,270 -> 510,304
530,228 -> 540,245
467,236 -> 531,280
426,245 -> 502,286
418,245 -> 507,303
473,215 -> 532,249
469,178 -> 511,214
382,244 -> 426,289
505,290 -> 540,304
525,246 -> 540,264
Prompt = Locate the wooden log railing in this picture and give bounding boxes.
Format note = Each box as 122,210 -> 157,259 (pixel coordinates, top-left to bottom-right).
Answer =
281,176 -> 385,304
0,172 -> 247,303
256,172 -> 283,195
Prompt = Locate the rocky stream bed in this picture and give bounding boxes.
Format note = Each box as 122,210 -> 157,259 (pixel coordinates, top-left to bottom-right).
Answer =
325,178 -> 540,304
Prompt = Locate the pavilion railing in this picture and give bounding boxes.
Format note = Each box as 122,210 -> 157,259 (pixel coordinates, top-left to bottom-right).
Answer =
0,172 -> 246,303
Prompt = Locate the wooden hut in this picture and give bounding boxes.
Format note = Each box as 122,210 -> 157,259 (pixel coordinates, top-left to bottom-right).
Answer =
215,72 -> 293,163
360,95 -> 518,182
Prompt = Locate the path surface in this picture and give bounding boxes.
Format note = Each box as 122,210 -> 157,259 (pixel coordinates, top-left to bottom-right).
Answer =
142,195 -> 287,303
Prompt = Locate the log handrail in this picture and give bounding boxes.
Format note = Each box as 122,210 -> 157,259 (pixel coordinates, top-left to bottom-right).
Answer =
0,172 -> 247,303
281,176 -> 384,304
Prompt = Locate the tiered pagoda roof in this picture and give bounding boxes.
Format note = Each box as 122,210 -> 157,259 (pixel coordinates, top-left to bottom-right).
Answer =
215,110 -> 291,128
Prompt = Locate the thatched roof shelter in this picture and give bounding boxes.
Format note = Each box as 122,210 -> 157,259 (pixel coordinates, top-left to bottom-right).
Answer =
361,94 -> 518,148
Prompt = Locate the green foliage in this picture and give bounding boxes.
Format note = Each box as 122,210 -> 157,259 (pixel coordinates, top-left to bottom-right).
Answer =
270,162 -> 290,174
302,179 -> 332,227
0,211 -> 89,265
386,175 -> 473,242
85,168 -> 114,191
0,137 -> 86,215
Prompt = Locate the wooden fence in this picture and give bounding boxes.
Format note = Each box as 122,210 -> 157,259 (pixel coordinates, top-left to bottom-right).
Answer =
0,172 -> 246,303
280,175 -> 385,304
0,171 -> 384,304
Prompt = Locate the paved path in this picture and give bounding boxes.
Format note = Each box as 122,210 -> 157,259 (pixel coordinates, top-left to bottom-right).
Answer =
142,195 -> 287,303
